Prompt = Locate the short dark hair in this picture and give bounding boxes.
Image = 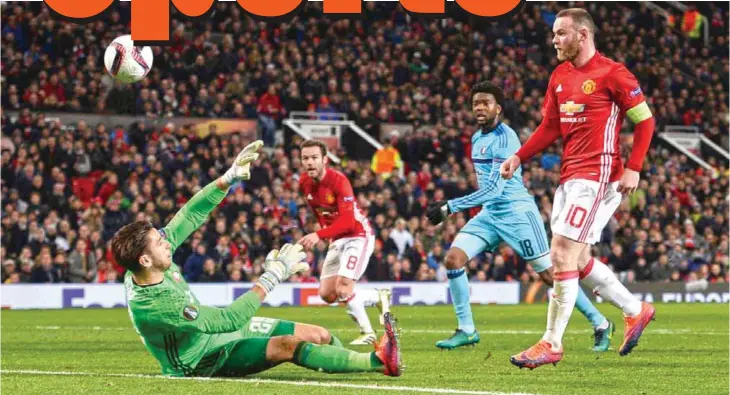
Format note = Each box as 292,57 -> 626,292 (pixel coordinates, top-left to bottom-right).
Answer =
556,8 -> 596,35
299,139 -> 328,157
110,221 -> 154,273
470,81 -> 505,108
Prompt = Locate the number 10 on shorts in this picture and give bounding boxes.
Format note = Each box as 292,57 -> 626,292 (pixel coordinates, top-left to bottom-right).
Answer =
565,204 -> 587,228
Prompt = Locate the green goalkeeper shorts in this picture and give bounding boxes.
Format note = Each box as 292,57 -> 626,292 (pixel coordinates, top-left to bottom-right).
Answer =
191,317 -> 296,377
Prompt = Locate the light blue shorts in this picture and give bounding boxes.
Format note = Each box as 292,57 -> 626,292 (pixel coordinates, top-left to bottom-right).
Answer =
451,204 -> 551,273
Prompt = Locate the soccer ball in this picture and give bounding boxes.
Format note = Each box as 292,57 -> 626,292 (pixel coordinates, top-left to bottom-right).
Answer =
104,35 -> 154,83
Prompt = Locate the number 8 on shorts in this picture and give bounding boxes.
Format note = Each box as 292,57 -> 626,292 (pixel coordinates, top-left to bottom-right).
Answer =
320,236 -> 375,280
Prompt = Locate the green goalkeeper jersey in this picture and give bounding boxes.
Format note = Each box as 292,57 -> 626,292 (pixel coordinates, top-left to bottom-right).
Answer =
124,182 -> 262,377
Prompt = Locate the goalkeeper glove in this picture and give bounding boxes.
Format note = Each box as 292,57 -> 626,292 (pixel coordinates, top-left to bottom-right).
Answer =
257,243 -> 310,293
426,200 -> 451,226
222,140 -> 264,184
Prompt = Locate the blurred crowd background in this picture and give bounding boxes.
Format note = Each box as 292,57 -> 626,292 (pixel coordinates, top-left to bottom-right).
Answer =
1,2 -> 728,287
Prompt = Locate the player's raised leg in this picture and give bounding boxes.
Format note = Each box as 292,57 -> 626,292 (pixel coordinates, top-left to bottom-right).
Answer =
571,180 -> 654,356
578,246 -> 655,356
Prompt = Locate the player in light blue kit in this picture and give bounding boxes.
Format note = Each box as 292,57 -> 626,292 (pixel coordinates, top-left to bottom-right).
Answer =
426,82 -> 614,351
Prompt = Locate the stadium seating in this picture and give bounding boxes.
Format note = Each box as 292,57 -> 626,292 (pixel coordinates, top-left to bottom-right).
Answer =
1,2 -> 727,285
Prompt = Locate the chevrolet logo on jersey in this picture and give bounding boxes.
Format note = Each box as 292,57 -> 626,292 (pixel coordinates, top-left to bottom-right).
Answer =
317,207 -> 334,217
560,101 -> 586,116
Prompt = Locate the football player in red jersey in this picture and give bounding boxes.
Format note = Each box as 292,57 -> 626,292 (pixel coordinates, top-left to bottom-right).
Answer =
297,140 -> 391,346
501,8 -> 656,369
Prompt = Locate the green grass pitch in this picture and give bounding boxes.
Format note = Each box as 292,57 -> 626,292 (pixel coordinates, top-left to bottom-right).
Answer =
2,303 -> 728,395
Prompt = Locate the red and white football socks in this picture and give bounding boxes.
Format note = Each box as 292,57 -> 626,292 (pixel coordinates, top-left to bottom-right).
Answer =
344,289 -> 380,334
580,258 -> 642,317
542,271 -> 580,350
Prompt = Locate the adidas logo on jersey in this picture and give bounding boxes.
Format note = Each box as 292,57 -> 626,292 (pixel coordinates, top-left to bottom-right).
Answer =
307,194 -> 313,200
556,84 -> 562,92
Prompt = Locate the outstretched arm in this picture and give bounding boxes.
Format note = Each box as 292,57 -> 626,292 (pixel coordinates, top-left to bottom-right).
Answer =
446,159 -> 507,213
179,290 -> 264,334
161,180 -> 230,253
161,141 -> 263,252
154,244 -> 309,334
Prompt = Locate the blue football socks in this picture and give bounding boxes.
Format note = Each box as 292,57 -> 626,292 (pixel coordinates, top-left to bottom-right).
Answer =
447,268 -> 476,334
575,287 -> 607,329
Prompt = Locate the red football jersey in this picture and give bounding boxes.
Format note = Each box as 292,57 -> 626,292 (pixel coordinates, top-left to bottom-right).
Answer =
299,167 -> 371,240
541,52 -> 646,184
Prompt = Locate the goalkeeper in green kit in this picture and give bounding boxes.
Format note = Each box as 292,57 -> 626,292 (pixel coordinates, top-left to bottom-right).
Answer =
111,140 -> 402,378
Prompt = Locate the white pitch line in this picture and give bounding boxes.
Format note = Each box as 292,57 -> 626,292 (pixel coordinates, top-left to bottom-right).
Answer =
0,369 -> 539,395
27,326 -> 730,335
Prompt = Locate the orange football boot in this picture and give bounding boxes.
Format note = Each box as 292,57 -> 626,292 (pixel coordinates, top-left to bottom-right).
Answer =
510,340 -> 564,370
619,302 -> 656,356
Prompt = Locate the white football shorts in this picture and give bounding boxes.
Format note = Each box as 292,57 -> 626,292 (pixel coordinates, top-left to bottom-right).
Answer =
320,235 -> 375,280
551,179 -> 622,245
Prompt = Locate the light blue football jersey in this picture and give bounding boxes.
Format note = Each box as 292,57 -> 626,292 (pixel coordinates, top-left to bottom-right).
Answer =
447,122 -> 535,216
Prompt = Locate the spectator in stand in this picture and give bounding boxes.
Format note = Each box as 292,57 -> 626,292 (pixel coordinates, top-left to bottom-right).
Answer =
183,242 -> 208,283
257,85 -> 283,146
0,2 -> 727,286
371,131 -> 404,180
30,250 -> 60,283
67,238 -> 97,283
388,218 -> 414,259
651,254 -> 674,282
198,258 -> 226,282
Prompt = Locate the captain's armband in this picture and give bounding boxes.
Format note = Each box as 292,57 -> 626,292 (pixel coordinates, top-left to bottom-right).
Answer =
626,101 -> 652,124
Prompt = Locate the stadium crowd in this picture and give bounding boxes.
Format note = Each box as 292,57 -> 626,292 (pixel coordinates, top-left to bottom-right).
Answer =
1,2 -> 728,286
